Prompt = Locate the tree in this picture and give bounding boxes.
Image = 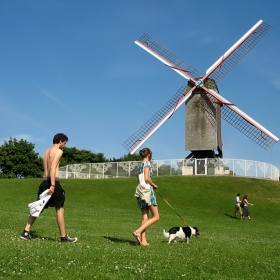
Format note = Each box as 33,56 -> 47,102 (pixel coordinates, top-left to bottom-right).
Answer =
59,147 -> 106,167
110,153 -> 142,162
0,138 -> 43,178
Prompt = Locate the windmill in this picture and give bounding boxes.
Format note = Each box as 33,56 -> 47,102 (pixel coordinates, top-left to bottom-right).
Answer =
123,20 -> 279,158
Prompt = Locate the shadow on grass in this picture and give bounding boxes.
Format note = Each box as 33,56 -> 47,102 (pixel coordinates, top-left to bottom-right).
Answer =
224,213 -> 240,219
102,235 -> 139,246
30,231 -> 56,241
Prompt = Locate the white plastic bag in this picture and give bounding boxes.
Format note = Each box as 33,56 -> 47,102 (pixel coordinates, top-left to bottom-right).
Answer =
28,189 -> 51,217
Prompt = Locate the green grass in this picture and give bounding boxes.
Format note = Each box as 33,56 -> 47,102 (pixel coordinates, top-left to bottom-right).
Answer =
0,176 -> 280,279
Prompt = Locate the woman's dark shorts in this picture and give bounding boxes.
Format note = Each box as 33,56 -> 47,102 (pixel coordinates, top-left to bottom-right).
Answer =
37,179 -> 65,209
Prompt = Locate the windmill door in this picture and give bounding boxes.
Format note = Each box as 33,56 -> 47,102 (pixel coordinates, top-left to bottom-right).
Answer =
194,159 -> 208,175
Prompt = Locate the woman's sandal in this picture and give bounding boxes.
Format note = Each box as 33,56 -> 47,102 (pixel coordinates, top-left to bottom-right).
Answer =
132,231 -> 141,244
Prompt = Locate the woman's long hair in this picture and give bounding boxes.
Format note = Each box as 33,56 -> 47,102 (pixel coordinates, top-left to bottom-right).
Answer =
139,148 -> 152,160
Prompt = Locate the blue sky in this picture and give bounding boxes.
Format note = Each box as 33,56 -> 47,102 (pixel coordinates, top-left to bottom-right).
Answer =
1,0 -> 280,169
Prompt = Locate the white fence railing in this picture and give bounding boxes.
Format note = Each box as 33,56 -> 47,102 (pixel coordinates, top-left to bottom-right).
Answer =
59,158 -> 279,181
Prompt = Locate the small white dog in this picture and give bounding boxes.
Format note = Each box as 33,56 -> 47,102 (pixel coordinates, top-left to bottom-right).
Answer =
163,226 -> 200,244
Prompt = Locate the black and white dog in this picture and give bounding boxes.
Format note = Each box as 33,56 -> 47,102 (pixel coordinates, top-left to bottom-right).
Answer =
163,226 -> 200,244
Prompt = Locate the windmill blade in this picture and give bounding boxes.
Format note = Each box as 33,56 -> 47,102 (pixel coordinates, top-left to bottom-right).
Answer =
203,89 -> 279,150
123,85 -> 196,154
135,33 -> 202,82
204,20 -> 272,83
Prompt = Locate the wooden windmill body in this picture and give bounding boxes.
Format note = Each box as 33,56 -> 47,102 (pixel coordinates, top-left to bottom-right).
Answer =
185,78 -> 222,158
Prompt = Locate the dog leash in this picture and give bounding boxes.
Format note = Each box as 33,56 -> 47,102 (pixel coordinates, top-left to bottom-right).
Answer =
157,191 -> 187,225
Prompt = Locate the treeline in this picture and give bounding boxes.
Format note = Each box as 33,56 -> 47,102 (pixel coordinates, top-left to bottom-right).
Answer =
0,138 -> 141,179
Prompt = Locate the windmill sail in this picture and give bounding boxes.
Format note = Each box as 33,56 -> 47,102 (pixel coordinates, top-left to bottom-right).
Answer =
202,90 -> 278,150
205,20 -> 272,83
135,33 -> 202,82
135,20 -> 272,85
122,85 -> 196,154
123,20 -> 278,154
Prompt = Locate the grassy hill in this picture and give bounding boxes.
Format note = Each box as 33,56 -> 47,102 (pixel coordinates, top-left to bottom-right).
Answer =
0,176 -> 280,279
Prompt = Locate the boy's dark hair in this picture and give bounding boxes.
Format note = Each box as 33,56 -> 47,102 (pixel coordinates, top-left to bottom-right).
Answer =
53,133 -> 69,144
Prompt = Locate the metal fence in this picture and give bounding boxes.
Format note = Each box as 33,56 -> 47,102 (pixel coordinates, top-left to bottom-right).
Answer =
59,158 -> 279,181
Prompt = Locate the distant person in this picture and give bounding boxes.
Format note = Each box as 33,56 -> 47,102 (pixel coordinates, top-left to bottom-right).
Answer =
132,148 -> 159,246
241,195 -> 254,220
234,193 -> 243,219
20,133 -> 77,243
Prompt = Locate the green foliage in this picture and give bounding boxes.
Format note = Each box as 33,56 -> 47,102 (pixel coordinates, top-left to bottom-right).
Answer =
1,176 -> 280,279
0,138 -> 42,178
109,153 -> 142,162
59,147 -> 106,166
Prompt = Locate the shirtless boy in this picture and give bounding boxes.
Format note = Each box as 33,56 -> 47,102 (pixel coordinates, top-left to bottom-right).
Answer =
20,133 -> 77,243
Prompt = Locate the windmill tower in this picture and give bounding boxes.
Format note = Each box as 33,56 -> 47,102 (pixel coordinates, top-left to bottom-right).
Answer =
185,78 -> 222,158
123,20 -> 279,158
